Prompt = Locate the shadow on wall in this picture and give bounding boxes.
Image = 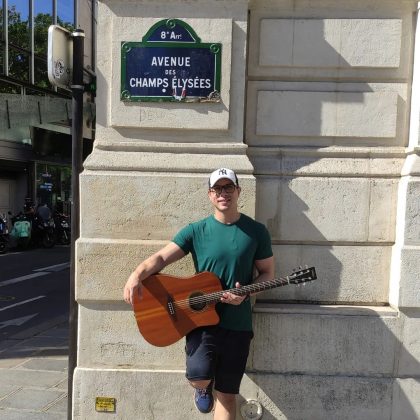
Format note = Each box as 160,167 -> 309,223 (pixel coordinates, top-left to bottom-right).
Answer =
245,17 -> 418,420
241,306 -> 420,419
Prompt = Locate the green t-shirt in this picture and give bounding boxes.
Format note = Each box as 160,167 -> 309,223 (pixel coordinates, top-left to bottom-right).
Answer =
172,213 -> 273,331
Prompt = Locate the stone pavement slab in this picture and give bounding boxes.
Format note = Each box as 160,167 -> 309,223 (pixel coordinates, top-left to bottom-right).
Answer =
18,358 -> 68,372
0,319 -> 69,420
0,409 -> 66,420
0,383 -> 20,399
0,368 -> 66,387
48,394 -> 68,413
0,388 -> 65,410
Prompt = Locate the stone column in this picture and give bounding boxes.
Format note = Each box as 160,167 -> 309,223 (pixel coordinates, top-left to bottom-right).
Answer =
390,4 -> 420,417
73,1 -> 252,419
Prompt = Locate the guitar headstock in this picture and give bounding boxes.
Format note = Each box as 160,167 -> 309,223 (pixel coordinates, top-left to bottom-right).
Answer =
287,266 -> 317,284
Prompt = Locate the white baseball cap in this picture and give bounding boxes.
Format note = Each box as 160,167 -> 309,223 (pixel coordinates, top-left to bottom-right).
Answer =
209,168 -> 239,187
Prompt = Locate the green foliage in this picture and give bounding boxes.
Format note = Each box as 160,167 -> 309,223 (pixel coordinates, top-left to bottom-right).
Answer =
7,6 -> 29,48
1,5 -> 74,88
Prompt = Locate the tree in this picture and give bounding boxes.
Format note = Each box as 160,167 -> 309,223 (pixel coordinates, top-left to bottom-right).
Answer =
1,6 -> 74,89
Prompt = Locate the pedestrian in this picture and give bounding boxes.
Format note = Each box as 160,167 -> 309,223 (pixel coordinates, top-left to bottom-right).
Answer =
36,203 -> 52,221
124,168 -> 274,419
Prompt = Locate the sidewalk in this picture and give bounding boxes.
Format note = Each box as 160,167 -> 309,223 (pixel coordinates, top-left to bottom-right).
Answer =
0,315 -> 69,420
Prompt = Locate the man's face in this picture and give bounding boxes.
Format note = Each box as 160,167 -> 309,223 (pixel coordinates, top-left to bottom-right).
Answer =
208,178 -> 241,212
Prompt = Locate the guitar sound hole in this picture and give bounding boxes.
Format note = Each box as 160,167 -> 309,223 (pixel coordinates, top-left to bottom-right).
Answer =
189,292 -> 207,312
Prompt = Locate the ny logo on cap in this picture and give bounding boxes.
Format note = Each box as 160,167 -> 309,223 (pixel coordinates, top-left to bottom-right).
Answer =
219,169 -> 227,175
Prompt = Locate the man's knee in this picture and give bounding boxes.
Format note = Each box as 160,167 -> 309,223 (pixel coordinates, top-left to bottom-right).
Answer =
189,379 -> 212,389
215,390 -> 236,405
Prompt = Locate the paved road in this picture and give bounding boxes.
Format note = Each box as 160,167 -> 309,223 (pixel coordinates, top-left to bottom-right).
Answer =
0,247 -> 70,341
0,246 -> 70,419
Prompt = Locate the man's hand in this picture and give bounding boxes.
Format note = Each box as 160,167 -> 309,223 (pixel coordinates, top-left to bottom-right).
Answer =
123,272 -> 142,306
123,243 -> 186,306
220,282 -> 247,305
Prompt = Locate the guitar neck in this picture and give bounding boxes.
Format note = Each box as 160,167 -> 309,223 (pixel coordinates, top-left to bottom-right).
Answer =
206,276 -> 292,304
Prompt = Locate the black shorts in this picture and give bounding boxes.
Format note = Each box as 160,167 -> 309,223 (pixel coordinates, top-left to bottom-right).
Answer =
185,326 -> 254,394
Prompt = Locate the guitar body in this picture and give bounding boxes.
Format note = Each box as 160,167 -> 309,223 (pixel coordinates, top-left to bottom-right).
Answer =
133,272 -> 223,347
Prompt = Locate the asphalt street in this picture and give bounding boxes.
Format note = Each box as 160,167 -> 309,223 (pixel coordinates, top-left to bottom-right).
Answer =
0,246 -> 70,341
0,246 -> 70,419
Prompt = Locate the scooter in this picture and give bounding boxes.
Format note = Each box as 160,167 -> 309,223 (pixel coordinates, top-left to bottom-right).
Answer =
9,212 -> 31,249
0,213 -> 9,253
9,210 -> 56,249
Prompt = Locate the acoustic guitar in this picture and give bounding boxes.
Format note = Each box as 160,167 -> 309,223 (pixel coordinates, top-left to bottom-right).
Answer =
133,266 -> 317,347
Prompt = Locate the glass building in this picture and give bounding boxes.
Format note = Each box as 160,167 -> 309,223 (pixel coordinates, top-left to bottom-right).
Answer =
0,0 -> 95,218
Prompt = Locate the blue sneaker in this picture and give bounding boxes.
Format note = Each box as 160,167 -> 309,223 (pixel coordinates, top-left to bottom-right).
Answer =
194,382 -> 214,414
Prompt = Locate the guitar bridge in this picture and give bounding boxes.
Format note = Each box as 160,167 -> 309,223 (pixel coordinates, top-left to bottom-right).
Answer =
167,295 -> 176,319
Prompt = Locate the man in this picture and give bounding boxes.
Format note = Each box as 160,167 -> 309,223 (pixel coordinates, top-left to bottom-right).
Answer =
36,203 -> 52,221
124,168 -> 274,419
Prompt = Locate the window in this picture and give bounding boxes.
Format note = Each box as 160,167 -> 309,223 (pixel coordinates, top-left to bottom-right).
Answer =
58,0 -> 74,31
35,163 -> 72,213
0,5 -> 3,72
2,0 -> 77,90
34,1 -> 52,56
34,55 -> 48,88
8,45 -> 29,81
7,1 -> 30,82
8,1 -> 29,49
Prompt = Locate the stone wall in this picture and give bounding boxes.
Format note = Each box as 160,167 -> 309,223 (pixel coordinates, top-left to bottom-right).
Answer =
245,0 -> 420,418
74,0 -> 420,418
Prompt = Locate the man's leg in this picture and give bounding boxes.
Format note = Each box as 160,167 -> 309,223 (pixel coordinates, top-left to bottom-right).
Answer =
214,391 -> 236,420
190,379 -> 214,413
213,330 -> 253,419
185,328 -> 217,413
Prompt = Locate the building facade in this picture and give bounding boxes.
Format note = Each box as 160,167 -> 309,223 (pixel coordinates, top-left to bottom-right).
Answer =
0,0 -> 94,219
74,0 -> 420,419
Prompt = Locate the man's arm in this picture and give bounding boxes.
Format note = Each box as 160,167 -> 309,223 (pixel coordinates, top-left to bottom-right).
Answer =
123,242 -> 186,305
220,256 -> 275,305
253,256 -> 275,288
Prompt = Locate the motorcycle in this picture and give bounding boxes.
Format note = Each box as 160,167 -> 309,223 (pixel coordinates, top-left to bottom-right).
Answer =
0,213 -> 9,253
54,212 -> 71,245
32,213 -> 56,248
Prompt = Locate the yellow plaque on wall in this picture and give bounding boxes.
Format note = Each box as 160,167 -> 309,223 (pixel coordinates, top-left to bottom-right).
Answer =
95,397 -> 116,412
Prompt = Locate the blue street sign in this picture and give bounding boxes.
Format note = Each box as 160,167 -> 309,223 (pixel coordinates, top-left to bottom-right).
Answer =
121,19 -> 221,102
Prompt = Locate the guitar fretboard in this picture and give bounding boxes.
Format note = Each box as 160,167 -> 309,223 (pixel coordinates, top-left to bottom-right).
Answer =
186,272 -> 315,306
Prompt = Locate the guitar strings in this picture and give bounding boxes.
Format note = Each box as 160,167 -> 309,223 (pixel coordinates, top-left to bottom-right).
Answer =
173,275 -> 314,310
165,269 -> 315,311
171,277 -> 293,310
